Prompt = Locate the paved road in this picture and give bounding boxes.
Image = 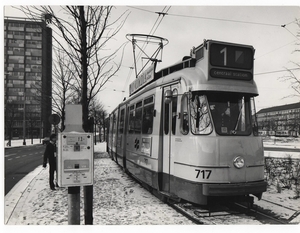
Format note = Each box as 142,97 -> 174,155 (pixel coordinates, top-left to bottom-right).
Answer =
4,144 -> 46,195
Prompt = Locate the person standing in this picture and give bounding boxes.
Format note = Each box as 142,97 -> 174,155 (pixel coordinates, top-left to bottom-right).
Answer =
43,133 -> 57,190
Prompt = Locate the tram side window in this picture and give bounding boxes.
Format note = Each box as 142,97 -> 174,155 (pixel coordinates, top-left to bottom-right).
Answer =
128,105 -> 135,134
119,109 -> 125,134
112,112 -> 117,138
251,97 -> 259,136
142,96 -> 154,134
172,92 -> 178,135
180,94 -> 189,135
109,114 -> 113,135
164,102 -> 169,135
135,101 -> 142,134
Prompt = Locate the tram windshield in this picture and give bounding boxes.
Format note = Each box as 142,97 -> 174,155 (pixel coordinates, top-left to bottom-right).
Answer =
190,92 -> 255,136
207,93 -> 252,135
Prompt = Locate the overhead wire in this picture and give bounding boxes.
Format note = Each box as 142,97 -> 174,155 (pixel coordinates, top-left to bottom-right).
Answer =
128,6 -> 299,28
255,40 -> 298,59
255,68 -> 300,76
282,26 -> 300,40
166,12 -> 281,27
123,6 -> 300,87
129,6 -> 299,60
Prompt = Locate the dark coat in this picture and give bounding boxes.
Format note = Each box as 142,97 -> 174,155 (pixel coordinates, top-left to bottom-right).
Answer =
43,141 -> 56,167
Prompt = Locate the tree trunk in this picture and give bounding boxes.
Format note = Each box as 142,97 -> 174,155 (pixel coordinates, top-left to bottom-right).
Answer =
80,6 -> 88,132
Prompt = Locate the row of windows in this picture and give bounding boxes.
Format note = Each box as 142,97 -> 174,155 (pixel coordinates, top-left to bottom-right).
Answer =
6,31 -> 42,37
6,39 -> 42,47
260,109 -> 300,117
126,96 -> 155,135
6,72 -> 42,79
115,93 -> 212,136
7,23 -> 41,29
112,91 -> 256,137
8,119 -> 42,127
8,87 -> 24,92
7,64 -> 25,69
114,93 -> 211,137
7,96 -> 24,101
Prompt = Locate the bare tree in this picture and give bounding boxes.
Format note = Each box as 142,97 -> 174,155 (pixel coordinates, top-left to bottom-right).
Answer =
52,49 -> 78,131
280,62 -> 300,99
279,19 -> 300,99
5,102 -> 17,146
89,99 -> 107,143
18,6 -> 129,129
17,6 -> 129,224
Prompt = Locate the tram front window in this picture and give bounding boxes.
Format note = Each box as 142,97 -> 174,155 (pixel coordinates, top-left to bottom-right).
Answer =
190,94 -> 212,135
206,93 -> 252,136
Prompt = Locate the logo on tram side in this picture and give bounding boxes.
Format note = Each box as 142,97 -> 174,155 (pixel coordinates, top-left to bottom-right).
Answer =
134,138 -> 140,150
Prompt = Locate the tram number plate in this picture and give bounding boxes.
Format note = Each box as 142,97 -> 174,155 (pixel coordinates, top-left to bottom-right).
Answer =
195,169 -> 212,179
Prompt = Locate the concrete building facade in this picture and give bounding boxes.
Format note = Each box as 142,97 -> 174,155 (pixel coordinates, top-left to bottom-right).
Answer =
4,17 -> 52,140
256,102 -> 300,137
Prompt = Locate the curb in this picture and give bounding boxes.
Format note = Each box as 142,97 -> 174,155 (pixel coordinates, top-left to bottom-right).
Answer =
5,166 -> 44,224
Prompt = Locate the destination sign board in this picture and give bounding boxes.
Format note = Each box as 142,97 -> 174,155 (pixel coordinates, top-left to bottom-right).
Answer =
208,42 -> 254,81
210,68 -> 252,81
129,64 -> 155,95
210,43 -> 253,70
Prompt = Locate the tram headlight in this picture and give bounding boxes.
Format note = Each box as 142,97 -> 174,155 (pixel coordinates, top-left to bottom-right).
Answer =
233,156 -> 244,169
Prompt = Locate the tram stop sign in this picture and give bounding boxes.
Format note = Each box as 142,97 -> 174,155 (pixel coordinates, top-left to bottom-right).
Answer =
49,114 -> 61,125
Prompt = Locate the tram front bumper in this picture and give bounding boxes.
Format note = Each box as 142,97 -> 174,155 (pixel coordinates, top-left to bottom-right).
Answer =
202,181 -> 267,196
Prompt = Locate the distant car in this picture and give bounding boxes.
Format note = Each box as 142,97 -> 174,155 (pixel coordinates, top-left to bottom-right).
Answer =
42,137 -> 50,145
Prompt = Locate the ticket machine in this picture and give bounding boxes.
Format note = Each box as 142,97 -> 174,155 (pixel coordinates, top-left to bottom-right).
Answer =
57,132 -> 94,187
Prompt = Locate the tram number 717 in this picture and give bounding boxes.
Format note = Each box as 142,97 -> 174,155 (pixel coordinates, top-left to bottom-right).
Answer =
195,169 -> 212,179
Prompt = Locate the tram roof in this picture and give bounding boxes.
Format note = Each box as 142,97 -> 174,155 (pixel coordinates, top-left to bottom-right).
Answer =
128,57 -> 258,96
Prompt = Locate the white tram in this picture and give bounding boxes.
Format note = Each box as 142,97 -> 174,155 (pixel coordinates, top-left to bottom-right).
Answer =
107,39 -> 267,205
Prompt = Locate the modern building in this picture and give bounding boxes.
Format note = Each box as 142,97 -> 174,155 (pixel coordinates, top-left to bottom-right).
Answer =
256,102 -> 300,137
4,17 -> 52,141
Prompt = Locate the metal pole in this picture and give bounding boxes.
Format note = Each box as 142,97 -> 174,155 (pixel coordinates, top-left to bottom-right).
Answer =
68,186 -> 80,225
84,185 -> 93,224
23,94 -> 26,145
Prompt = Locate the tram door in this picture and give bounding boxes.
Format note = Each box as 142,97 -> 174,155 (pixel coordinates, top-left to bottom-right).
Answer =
161,86 -> 178,193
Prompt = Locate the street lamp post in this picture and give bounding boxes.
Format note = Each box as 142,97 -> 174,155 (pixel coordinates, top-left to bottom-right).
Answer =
23,92 -> 26,145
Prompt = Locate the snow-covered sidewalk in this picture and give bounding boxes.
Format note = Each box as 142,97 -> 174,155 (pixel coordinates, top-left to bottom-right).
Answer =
4,143 -> 194,225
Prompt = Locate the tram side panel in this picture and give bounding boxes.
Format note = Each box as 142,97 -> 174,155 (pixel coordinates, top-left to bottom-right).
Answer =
109,110 -> 118,161
125,90 -> 162,190
116,105 -> 127,168
107,114 -> 114,158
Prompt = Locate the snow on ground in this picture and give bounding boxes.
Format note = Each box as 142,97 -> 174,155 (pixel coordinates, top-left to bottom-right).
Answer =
4,139 -> 300,226
5,142 -> 194,225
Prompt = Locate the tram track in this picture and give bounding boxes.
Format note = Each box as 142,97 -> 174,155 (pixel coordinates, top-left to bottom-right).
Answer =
167,199 -> 294,225
122,164 -> 298,224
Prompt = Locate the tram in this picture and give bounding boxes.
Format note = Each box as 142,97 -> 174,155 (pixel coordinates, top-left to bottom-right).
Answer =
107,37 -> 267,205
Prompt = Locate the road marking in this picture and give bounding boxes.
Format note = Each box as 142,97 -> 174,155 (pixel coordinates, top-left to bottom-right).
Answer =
5,153 -> 16,158
15,156 -> 20,159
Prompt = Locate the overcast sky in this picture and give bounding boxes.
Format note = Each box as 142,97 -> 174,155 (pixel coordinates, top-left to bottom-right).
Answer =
3,2 -> 300,113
